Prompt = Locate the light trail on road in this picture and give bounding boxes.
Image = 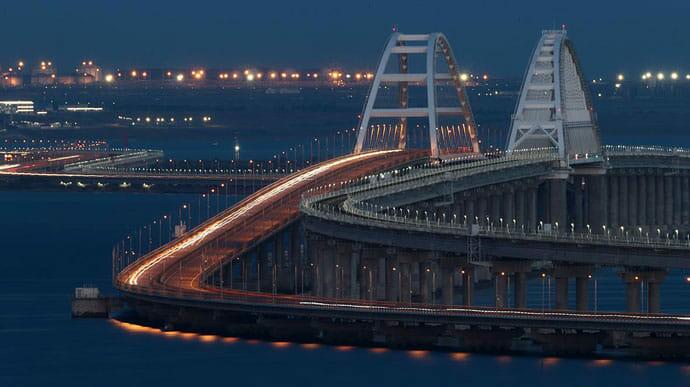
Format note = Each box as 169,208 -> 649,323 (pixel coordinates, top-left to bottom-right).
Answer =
123,150 -> 402,286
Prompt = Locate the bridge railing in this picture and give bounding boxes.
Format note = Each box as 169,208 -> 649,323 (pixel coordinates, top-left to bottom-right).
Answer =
301,152 -> 690,252
604,144 -> 690,158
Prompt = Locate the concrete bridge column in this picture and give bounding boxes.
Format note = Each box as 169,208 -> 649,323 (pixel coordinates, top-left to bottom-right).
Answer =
549,179 -> 567,232
440,258 -> 455,305
514,272 -> 528,309
400,261 -> 412,304
673,175 -> 682,227
553,265 -> 593,310
527,187 -> 537,232
656,175 -> 665,226
465,197 -> 475,225
555,276 -> 569,310
646,270 -> 667,313
682,176 -> 690,225
628,175 -> 638,226
491,260 -> 531,308
376,253 -> 388,301
515,189 -> 525,230
322,240 -> 337,298
420,262 -> 435,304
619,174 -> 629,226
622,273 -> 642,312
574,177 -> 584,232
575,276 -> 589,311
503,188 -> 515,231
665,176 -> 674,228
647,175 -> 656,226
349,245 -> 361,299
490,193 -> 501,228
587,175 -> 607,232
462,268 -> 473,306
494,272 -> 509,308
386,252 -> 400,302
477,196 -> 488,224
637,175 -> 647,226
609,175 -> 619,227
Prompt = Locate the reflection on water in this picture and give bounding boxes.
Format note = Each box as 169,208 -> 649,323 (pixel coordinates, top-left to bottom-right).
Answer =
407,350 -> 429,359
591,359 -> 613,367
450,352 -> 470,362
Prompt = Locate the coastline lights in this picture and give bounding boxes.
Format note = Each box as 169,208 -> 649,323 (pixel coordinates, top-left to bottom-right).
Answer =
104,74 -> 114,83
616,74 -> 624,81
459,73 -> 469,82
176,73 -> 184,82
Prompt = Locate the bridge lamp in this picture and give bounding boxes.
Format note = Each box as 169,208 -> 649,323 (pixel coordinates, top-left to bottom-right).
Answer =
657,72 -> 665,81
686,276 -> 690,283
657,228 -> 661,238
671,72 -> 679,80
499,218 -> 503,228
570,223 -> 575,234
616,74 -> 624,82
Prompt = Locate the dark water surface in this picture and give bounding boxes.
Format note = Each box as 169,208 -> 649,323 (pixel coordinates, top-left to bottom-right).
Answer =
2,91 -> 690,386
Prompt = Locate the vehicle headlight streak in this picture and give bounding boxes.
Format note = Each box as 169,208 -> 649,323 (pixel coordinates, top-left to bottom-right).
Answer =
125,150 -> 401,286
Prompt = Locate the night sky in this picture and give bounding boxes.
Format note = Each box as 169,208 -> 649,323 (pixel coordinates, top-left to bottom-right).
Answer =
2,0 -> 690,77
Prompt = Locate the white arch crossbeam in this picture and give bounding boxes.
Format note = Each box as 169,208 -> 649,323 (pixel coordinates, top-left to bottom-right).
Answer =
353,32 -> 479,158
507,29 -> 601,162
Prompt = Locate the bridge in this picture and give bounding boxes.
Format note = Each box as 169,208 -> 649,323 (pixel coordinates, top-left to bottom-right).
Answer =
113,30 -> 690,358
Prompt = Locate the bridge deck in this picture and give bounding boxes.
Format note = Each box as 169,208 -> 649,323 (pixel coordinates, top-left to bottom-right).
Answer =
115,150 -> 423,294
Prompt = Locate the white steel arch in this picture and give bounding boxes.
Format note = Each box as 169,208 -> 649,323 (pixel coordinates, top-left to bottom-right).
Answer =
506,29 -> 601,162
353,32 -> 479,158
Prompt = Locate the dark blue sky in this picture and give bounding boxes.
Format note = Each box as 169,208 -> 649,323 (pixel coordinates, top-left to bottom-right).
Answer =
2,0 -> 689,77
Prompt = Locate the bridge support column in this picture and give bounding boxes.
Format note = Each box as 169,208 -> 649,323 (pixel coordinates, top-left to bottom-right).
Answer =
574,177 -> 584,232
477,196 -> 488,224
440,260 -> 454,305
656,175 -> 664,226
527,187 -> 537,232
623,274 -> 642,313
494,272 -> 508,308
503,187 -> 515,231
515,189 -> 525,230
575,276 -> 589,311
621,269 -> 666,313
514,272 -> 527,309
682,176 -> 690,226
377,251 -> 391,301
629,175 -> 638,226
350,246 -> 361,299
619,174 -> 629,226
553,265 -> 593,310
465,197 -> 475,225
609,175 -> 619,227
647,174 -> 656,226
665,176 -> 673,228
549,179 -> 567,232
637,175 -> 647,226
490,193 -> 501,228
587,175 -> 607,232
674,175 -> 682,226
322,240 -> 337,298
462,268 -> 473,306
555,276 -> 569,310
